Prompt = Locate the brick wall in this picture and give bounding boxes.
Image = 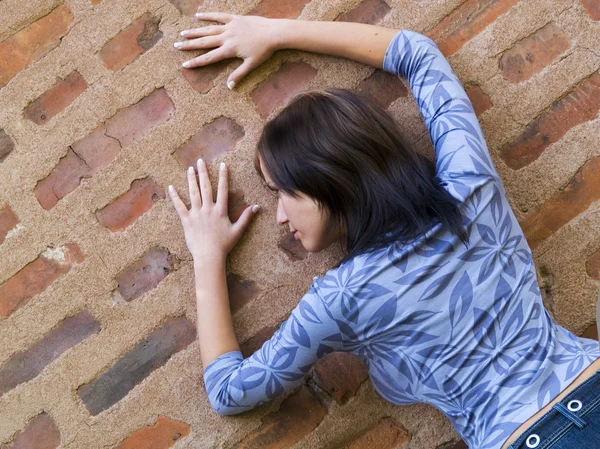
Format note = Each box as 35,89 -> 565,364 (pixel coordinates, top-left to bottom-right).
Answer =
0,0 -> 599,448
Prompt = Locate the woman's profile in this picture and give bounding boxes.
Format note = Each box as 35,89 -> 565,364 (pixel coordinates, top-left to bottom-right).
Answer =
168,12 -> 600,449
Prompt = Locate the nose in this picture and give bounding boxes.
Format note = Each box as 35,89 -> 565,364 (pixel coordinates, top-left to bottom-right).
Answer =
276,198 -> 288,225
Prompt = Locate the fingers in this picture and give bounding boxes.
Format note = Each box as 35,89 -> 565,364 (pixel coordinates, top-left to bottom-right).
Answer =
182,47 -> 229,69
197,159 -> 214,205
216,162 -> 229,216
232,204 -> 260,237
168,185 -> 189,219
175,35 -> 222,51
180,25 -> 224,39
194,12 -> 233,23
187,165 -> 202,208
227,58 -> 257,90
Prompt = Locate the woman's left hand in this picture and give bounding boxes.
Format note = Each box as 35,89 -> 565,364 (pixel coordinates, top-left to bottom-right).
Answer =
168,158 -> 259,260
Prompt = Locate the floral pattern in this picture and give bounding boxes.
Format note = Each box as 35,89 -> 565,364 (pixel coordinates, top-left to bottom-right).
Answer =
203,30 -> 600,449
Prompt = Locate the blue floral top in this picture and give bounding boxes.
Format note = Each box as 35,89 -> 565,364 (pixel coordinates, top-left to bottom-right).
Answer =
203,30 -> 600,449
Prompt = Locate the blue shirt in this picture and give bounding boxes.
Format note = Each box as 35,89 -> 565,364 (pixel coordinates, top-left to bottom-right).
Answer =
203,30 -> 600,449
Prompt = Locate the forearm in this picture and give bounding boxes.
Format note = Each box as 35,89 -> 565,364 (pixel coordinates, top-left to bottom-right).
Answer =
273,19 -> 399,70
193,256 -> 241,369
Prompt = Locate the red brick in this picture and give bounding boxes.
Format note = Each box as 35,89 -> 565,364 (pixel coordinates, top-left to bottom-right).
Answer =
116,416 -> 190,449
312,352 -> 368,405
168,0 -> 202,16
355,70 -> 407,109
0,413 -> 60,449
427,0 -> 519,56
240,323 -> 279,358
0,243 -> 85,318
0,204 -> 19,245
228,189 -> 250,223
227,272 -> 262,315
520,157 -> 600,250
231,385 -> 326,449
334,0 -> 391,24
278,232 -> 308,261
77,316 -> 196,415
247,0 -> 311,19
34,89 -> 174,210
343,417 -> 410,449
500,71 -> 600,169
0,129 -> 15,163
499,23 -> 570,84
96,177 -> 165,232
0,4 -> 74,88
581,323 -> 598,340
466,84 -> 493,116
24,71 -> 87,125
115,247 -> 179,301
582,0 -> 600,20
99,13 -> 163,72
251,61 -> 318,119
586,248 -> 600,279
174,116 -> 245,168
182,59 -> 229,94
0,311 -> 100,395
91,0 -> 103,5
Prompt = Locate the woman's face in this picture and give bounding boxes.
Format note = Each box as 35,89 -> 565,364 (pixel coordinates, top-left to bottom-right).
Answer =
258,156 -> 342,253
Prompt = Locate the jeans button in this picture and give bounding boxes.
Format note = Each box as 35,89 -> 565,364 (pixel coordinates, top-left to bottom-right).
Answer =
567,399 -> 582,412
526,434 -> 540,448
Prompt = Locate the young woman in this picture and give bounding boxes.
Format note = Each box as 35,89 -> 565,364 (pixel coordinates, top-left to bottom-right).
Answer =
169,12 -> 600,449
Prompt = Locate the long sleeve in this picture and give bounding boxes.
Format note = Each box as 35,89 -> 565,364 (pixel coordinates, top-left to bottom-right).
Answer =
202,282 -> 344,415
382,30 -> 500,185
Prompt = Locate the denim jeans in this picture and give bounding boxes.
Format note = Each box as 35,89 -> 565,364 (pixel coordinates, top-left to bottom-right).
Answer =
507,368 -> 600,448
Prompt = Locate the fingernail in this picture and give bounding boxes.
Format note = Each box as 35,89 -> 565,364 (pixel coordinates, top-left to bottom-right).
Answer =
168,185 -> 174,192
180,30 -> 189,36
252,205 -> 261,213
227,80 -> 236,90
195,12 -> 204,17
174,42 -> 183,48
182,61 -> 190,68
188,166 -> 194,173
197,158 -> 204,165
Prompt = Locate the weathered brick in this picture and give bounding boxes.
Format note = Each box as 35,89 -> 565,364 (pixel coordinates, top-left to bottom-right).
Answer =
0,204 -> 19,245
91,0 -> 103,5
240,323 -> 279,358
99,13 -> 163,72
466,84 -> 493,116
24,71 -> 87,125
343,417 -> 410,449
499,23 -> 570,84
586,247 -> 600,279
0,129 -> 15,163
251,61 -> 318,119
500,71 -> 600,169
0,311 -> 100,395
427,0 -> 519,56
227,272 -> 262,315
116,416 -> 190,449
174,117 -> 245,168
355,70 -> 407,109
278,232 -> 308,261
0,4 -> 74,88
168,0 -> 201,16
582,0 -> 600,20
77,316 -> 196,415
520,157 -> 600,250
247,0 -> 311,19
228,189 -> 250,223
231,385 -> 326,449
334,0 -> 391,24
35,89 -> 174,210
182,59 -> 229,94
581,323 -> 598,340
0,243 -> 85,318
311,352 -> 368,405
96,177 -> 165,232
0,412 -> 60,449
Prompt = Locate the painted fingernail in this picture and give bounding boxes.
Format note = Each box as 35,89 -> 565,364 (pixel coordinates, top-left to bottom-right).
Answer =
188,166 -> 194,173
168,185 -> 174,192
182,61 -> 190,68
180,30 -> 189,36
195,12 -> 204,17
220,162 -> 226,171
252,205 -> 261,213
174,42 -> 183,48
227,80 -> 236,90
197,158 -> 204,165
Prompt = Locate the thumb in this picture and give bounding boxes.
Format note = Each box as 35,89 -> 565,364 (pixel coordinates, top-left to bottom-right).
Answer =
232,204 -> 260,236
226,58 -> 257,90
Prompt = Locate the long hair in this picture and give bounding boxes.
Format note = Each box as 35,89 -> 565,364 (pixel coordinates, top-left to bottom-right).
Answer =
254,87 -> 468,266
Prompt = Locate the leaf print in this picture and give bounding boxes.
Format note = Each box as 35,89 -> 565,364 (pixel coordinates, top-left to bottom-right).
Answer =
403,310 -> 441,325
414,236 -> 454,257
537,371 -> 560,409
364,296 -> 397,337
271,346 -> 298,370
341,294 -> 360,323
394,262 -> 447,285
290,316 -> 311,348
419,272 -> 455,301
489,186 -> 503,225
457,245 -> 491,262
229,366 -> 267,391
477,223 -> 496,245
499,213 -> 511,244
449,271 -> 473,331
266,374 -> 284,398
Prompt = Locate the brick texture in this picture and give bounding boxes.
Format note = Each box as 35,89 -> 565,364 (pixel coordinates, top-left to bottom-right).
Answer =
0,413 -> 60,449
0,204 -> 19,245
0,129 -> 15,163
24,71 -> 88,125
343,417 -> 410,449
231,385 -> 326,449
227,272 -> 262,314
334,0 -> 391,24
499,23 -> 570,83
466,85 -> 493,116
427,0 -> 520,56
99,13 -> 163,72
174,117 -> 245,168
247,0 -> 311,19
582,0 -> 600,20
312,352 -> 368,405
168,0 -> 201,16
501,71 -> 600,169
182,59 -> 230,94
278,232 -> 309,261
0,311 -> 100,395
520,157 -> 600,250
115,247 -> 179,301
251,61 -> 318,119
355,70 -> 407,109
77,316 -> 196,415
116,416 -> 190,449
34,88 -> 174,210
95,177 -> 166,232
228,189 -> 250,223
0,243 -> 85,318
0,4 -> 74,88
240,323 -> 279,357
586,248 -> 600,279
581,323 -> 598,340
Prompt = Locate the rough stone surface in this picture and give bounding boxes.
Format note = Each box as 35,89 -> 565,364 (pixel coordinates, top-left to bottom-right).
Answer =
343,417 -> 411,449
312,352 -> 369,405
582,0 -> 600,20
247,0 -> 311,19
0,204 -> 19,245
334,0 -> 391,24
0,413 -> 60,449
466,85 -> 493,117
278,231 -> 309,261
586,248 -> 600,279
354,69 -> 407,109
0,129 -> 14,163
115,416 -> 190,449
227,272 -> 262,314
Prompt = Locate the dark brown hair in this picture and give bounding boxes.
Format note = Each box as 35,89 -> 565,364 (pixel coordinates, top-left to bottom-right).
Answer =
254,88 -> 467,266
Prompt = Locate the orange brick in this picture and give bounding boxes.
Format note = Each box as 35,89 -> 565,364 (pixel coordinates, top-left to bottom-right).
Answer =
0,413 -> 60,449
312,352 -> 368,405
247,0 -> 311,19
355,70 -> 408,110
227,272 -> 262,315
344,417 -> 410,449
278,231 -> 308,261
182,59 -> 229,94
0,204 -> 19,244
240,323 -> 280,357
582,0 -> 600,20
334,0 -> 391,24
0,129 -> 15,162
466,85 -> 493,116
228,189 -> 250,223
0,4 -> 73,88
586,247 -> 600,279
116,416 -> 190,449
168,0 -> 202,16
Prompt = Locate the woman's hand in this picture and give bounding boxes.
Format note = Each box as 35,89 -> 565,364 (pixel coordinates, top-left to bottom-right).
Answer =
175,12 -> 281,89
168,159 -> 260,261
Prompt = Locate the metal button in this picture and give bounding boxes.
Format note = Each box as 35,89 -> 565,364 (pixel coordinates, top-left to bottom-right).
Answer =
526,434 -> 540,448
567,400 -> 582,412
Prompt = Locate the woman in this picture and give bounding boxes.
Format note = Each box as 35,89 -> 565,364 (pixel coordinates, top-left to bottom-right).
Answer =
168,12 -> 600,449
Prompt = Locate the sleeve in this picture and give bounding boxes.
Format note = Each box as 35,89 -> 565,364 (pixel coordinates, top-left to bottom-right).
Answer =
202,283 -> 345,415
382,30 -> 500,183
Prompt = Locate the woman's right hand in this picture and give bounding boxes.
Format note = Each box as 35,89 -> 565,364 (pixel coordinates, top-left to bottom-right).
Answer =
175,12 -> 281,89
